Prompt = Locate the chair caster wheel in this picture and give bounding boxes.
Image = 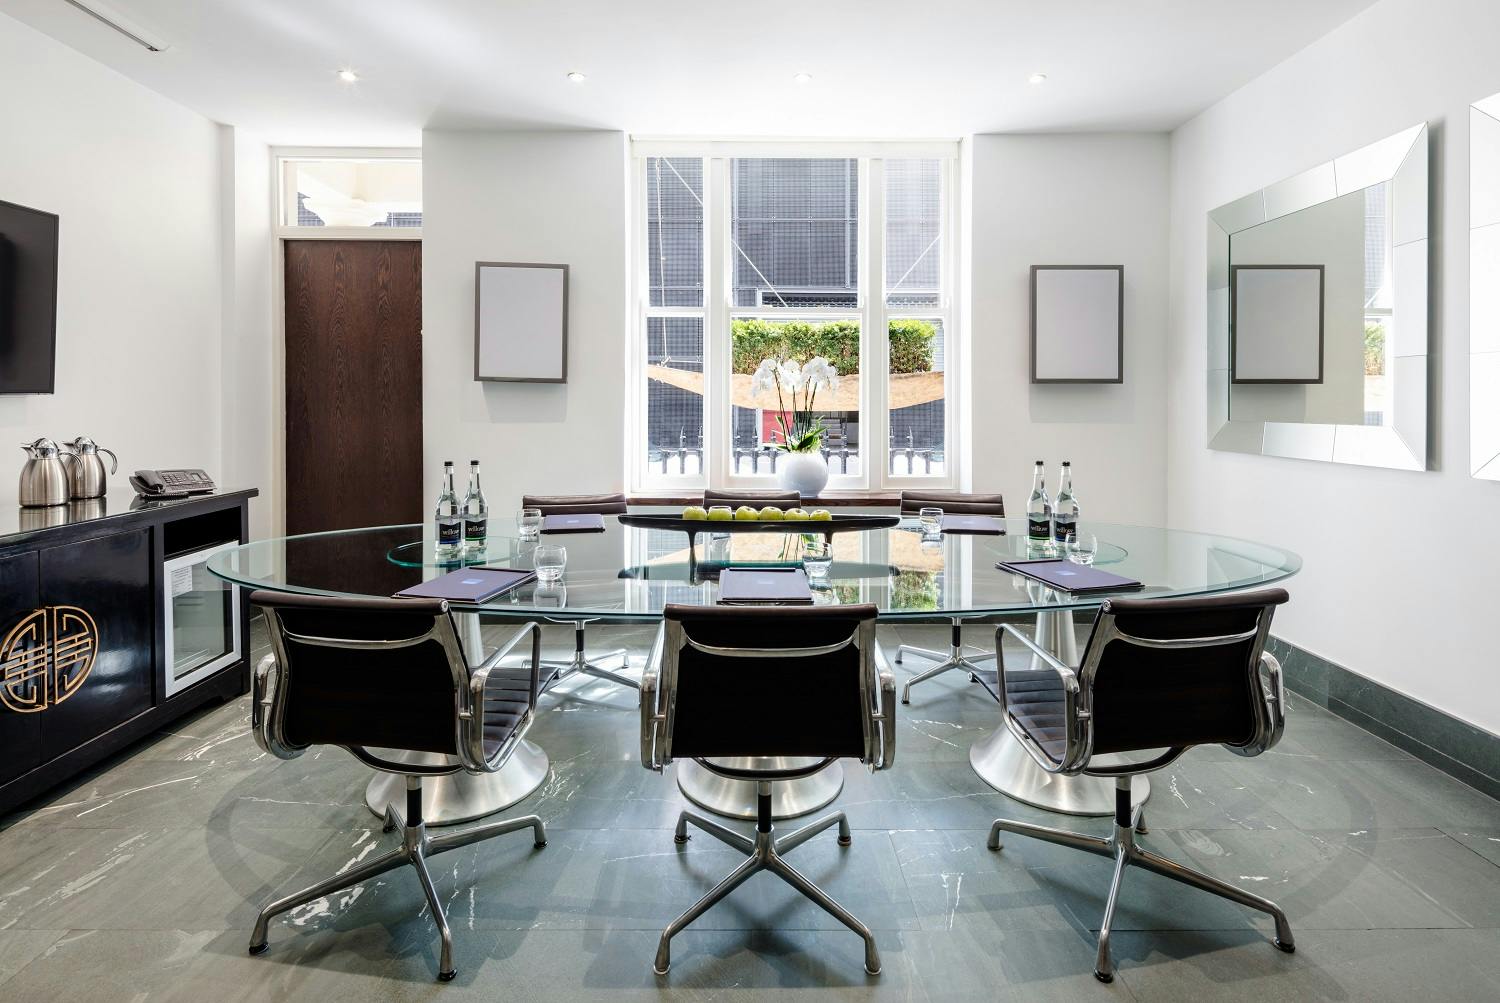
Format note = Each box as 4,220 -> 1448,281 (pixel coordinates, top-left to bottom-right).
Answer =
534,840 -> 547,849
674,833 -> 689,844
865,965 -> 881,976
653,963 -> 670,976
1274,939 -> 1295,954
438,969 -> 457,982
1094,969 -> 1114,984
248,942 -> 268,956
837,835 -> 852,847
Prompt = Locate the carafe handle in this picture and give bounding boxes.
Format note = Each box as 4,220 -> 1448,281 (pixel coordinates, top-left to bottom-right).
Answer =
100,447 -> 118,474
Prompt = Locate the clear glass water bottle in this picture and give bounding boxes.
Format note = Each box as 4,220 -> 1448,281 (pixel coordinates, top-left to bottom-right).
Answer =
1026,460 -> 1053,548
462,460 -> 488,554
1053,460 -> 1079,545
434,461 -> 462,560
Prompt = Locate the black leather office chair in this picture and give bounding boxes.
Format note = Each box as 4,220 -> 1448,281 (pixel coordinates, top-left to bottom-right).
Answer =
520,492 -> 638,694
986,588 -> 1294,983
640,603 -> 897,976
701,487 -> 802,510
245,591 -> 547,982
891,490 -> 1006,703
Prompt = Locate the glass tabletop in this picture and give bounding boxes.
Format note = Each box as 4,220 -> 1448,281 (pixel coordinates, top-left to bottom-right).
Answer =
208,516 -> 1301,622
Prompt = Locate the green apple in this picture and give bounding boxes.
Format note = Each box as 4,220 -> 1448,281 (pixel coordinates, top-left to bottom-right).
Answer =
682,506 -> 708,520
734,506 -> 759,521
707,506 -> 734,521
758,506 -> 784,520
810,509 -> 833,521
783,508 -> 810,521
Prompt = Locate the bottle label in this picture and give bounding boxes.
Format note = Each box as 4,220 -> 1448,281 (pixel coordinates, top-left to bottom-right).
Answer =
1053,515 -> 1076,542
438,519 -> 461,546
464,517 -> 487,542
1027,516 -> 1052,540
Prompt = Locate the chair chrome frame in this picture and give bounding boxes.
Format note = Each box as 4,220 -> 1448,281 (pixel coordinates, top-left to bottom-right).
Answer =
248,605 -> 548,981
540,616 -> 638,697
640,615 -> 897,976
986,599 -> 1293,983
894,617 -> 998,704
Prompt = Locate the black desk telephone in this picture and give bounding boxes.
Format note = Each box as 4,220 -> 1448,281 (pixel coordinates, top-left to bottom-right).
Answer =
130,469 -> 216,498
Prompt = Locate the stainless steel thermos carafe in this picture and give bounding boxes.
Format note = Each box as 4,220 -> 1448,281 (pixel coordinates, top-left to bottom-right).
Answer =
61,436 -> 118,500
18,438 -> 70,508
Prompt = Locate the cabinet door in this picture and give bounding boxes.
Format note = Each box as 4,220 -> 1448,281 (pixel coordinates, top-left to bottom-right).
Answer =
38,529 -> 153,760
0,552 -> 42,786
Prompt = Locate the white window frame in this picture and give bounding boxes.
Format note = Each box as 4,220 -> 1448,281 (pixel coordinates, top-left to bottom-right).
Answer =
628,140 -> 961,495
273,147 -> 423,240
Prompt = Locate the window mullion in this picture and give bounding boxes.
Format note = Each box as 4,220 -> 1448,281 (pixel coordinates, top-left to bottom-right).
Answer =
706,156 -> 730,491
864,159 -> 888,491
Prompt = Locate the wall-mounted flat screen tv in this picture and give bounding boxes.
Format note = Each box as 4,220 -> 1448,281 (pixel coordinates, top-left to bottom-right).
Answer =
0,199 -> 59,395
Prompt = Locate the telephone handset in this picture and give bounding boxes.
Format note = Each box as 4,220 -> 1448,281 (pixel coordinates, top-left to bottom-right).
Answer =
130,468 -> 216,498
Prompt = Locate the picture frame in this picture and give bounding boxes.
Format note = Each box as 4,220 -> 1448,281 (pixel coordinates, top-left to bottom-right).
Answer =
474,261 -> 569,383
1229,264 -> 1325,384
1030,265 -> 1124,384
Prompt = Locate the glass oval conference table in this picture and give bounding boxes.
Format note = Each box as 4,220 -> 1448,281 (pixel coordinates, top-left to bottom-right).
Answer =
209,517 -> 1299,825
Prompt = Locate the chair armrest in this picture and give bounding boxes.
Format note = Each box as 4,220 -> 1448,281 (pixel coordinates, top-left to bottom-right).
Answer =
996,623 -> 1088,775
871,641 -> 898,771
639,622 -> 667,771
1228,649 -> 1288,758
251,652 -> 302,761
464,621 -> 543,772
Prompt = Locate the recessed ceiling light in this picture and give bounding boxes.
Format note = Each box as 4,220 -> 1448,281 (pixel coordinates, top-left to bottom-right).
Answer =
793,72 -> 813,84
337,68 -> 359,83
1028,72 -> 1047,85
567,71 -> 588,83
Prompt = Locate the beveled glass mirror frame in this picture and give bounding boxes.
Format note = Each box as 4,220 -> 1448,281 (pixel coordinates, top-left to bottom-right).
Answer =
1472,94 -> 1500,480
1207,123 -> 1429,470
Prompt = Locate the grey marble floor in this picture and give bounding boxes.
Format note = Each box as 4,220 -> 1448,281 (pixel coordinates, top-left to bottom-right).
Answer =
1,619 -> 1497,1001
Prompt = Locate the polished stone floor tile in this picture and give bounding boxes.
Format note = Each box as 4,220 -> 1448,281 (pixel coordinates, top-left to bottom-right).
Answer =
0,623 -> 1494,999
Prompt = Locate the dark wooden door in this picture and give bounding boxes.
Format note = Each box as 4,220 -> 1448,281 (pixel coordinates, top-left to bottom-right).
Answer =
284,240 -> 422,535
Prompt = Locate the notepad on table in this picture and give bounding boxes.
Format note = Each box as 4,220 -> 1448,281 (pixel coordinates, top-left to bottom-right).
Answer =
995,559 -> 1142,594
395,567 -> 536,603
717,568 -> 813,605
541,513 -> 606,534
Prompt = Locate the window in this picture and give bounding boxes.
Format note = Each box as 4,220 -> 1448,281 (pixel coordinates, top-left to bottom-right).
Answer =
631,143 -> 958,491
277,156 -> 422,229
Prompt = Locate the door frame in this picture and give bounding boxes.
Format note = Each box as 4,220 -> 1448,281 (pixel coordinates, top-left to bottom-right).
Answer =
269,147 -> 421,538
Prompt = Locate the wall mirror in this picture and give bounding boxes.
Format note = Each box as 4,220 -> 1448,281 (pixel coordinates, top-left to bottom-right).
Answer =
1207,123 -> 1428,469
1472,93 -> 1500,480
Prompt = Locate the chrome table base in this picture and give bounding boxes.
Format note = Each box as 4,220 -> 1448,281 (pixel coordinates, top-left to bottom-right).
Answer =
255,776 -> 547,982
964,608 -> 1151,817
657,797 -> 880,976
365,742 -> 550,827
677,757 -> 844,820
988,779 -> 1293,982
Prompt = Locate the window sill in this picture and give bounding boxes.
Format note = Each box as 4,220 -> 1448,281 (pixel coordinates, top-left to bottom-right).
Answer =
628,491 -> 901,509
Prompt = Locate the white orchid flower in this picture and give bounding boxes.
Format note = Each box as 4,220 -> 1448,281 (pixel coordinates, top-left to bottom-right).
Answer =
750,357 -> 779,398
778,359 -> 806,392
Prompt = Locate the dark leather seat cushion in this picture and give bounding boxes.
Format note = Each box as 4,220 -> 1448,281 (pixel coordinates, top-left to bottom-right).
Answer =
482,666 -> 535,758
1004,668 -> 1068,764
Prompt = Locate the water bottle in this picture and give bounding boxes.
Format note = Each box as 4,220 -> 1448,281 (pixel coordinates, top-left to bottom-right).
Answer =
1026,460 -> 1052,547
1053,461 -> 1079,545
462,460 -> 488,554
434,462 -> 462,559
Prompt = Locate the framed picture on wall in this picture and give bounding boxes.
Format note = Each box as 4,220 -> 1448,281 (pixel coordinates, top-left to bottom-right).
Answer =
474,261 -> 569,383
1030,265 -> 1124,384
1229,264 -> 1325,384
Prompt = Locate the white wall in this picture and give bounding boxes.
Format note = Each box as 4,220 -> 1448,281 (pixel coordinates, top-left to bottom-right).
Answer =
0,12 -> 224,508
1168,0 -> 1500,733
219,126 -> 274,539
969,134 -> 1170,524
422,130 -> 628,512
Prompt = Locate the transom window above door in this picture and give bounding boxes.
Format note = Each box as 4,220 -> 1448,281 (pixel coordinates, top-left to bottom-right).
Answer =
630,142 -> 960,493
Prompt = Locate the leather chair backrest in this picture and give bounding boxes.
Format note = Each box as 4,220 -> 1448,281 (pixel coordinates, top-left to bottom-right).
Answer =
252,591 -> 465,756
521,492 -> 628,516
702,488 -> 802,510
1082,589 -> 1287,756
899,490 -> 1004,517
662,603 -> 875,761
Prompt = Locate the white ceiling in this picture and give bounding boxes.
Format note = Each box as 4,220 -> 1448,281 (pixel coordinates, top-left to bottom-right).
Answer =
1,0 -> 1378,146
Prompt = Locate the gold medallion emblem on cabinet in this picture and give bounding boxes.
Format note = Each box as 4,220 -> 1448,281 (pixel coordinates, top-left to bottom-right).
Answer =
0,606 -> 99,713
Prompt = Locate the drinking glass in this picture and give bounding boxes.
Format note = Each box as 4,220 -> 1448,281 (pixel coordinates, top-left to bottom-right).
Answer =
918,506 -> 943,537
534,543 -> 567,583
1066,531 -> 1098,566
517,507 -> 543,540
802,538 -> 833,586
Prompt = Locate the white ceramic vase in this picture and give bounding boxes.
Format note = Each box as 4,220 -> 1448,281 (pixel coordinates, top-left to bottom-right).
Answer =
778,450 -> 829,498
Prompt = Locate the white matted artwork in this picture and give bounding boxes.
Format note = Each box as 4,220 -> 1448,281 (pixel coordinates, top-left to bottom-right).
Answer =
1230,264 -> 1324,384
474,261 -> 569,383
1030,265 -> 1124,383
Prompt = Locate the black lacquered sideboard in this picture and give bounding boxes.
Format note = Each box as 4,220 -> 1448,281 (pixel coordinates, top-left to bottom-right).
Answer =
0,487 -> 257,815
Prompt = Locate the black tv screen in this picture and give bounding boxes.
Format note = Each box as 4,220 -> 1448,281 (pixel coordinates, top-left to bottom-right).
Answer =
0,199 -> 59,395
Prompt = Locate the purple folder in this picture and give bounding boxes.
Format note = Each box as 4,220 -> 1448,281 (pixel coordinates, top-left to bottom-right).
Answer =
396,567 -> 536,603
940,514 -> 1004,535
542,513 -> 606,534
717,568 -> 813,605
996,559 -> 1142,595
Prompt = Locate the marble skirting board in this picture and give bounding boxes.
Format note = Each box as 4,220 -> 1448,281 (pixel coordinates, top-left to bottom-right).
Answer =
1268,636 -> 1500,801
